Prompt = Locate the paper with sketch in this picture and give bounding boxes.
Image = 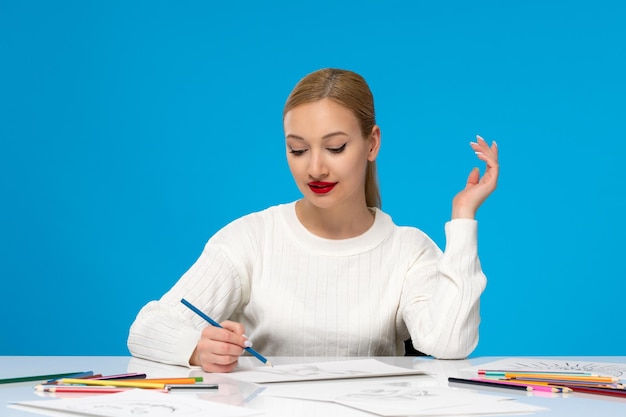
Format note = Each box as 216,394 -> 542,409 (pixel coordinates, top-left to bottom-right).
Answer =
10,388 -> 263,417
261,378 -> 547,416
461,357 -> 626,379
214,359 -> 425,384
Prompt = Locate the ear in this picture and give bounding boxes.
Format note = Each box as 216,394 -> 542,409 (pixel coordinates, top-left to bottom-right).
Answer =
367,125 -> 381,161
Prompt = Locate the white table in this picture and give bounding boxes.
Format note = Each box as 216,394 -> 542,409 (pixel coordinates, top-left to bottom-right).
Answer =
1,356 -> 625,416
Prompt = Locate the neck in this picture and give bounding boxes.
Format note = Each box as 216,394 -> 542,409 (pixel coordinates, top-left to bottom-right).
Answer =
296,199 -> 375,239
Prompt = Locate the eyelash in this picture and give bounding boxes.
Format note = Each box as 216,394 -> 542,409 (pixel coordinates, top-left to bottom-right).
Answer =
328,143 -> 347,154
289,148 -> 307,156
288,143 -> 347,156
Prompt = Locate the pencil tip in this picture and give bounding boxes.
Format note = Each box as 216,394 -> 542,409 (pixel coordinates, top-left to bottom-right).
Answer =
265,361 -> 273,367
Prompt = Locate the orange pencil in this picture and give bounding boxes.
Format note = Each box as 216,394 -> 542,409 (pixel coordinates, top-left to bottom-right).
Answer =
58,378 -> 165,389
509,378 -> 621,388
117,378 -> 201,385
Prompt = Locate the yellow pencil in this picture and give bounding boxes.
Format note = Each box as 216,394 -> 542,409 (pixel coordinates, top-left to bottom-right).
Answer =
59,378 -> 165,389
116,378 -> 200,385
505,374 -> 618,383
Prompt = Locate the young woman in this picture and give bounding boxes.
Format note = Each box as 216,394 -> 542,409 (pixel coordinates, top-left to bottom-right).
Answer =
127,68 -> 499,373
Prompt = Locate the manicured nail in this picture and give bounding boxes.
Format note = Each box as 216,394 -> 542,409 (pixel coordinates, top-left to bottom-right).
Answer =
493,140 -> 498,147
475,151 -> 484,155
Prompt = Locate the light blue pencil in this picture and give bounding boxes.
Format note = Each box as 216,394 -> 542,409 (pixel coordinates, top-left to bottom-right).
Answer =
181,298 -> 273,367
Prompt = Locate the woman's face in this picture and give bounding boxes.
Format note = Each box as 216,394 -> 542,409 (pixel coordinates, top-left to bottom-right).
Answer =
284,98 -> 379,211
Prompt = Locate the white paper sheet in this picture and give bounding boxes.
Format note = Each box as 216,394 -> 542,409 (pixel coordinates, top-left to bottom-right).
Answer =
461,358 -> 626,380
212,359 -> 426,384
10,388 -> 263,417
261,378 -> 547,416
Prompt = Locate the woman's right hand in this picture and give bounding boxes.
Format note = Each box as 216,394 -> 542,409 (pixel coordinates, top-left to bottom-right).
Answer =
189,320 -> 251,372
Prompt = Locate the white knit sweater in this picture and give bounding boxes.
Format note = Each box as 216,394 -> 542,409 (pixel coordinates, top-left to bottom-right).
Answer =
127,202 -> 486,366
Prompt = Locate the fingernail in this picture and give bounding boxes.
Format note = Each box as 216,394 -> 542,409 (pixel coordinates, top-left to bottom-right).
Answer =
244,340 -> 253,348
242,334 -> 248,338
493,140 -> 498,147
475,151 -> 484,155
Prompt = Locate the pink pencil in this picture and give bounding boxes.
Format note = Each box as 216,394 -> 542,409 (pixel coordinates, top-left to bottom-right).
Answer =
476,378 -> 571,393
530,384 -> 571,393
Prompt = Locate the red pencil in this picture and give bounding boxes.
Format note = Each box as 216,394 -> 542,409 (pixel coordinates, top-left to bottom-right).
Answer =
570,386 -> 626,398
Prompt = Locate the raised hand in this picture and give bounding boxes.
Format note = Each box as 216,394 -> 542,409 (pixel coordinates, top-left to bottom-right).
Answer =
452,135 -> 499,219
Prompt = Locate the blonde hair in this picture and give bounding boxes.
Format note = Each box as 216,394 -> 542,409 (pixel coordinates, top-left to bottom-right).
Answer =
283,68 -> 381,209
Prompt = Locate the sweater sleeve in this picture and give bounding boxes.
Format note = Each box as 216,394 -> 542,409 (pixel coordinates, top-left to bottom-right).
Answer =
400,218 -> 487,359
127,219 -> 255,367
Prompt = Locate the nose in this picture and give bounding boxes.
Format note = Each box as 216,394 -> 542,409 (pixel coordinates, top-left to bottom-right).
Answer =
307,149 -> 328,180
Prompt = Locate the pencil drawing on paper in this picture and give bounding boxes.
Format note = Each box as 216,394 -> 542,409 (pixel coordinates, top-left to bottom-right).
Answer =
67,400 -> 202,416
506,360 -> 626,378
336,381 -> 435,402
260,364 -> 368,378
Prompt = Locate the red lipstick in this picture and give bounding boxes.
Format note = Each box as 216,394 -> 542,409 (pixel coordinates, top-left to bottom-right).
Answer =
308,181 -> 337,194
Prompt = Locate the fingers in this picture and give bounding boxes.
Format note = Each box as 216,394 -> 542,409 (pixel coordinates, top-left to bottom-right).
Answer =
470,135 -> 498,164
469,135 -> 499,187
190,345 -> 239,373
452,135 -> 499,219
465,167 -> 480,188
194,322 -> 251,372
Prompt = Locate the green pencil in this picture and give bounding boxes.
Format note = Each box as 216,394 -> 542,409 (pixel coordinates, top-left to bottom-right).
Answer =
0,371 -> 92,385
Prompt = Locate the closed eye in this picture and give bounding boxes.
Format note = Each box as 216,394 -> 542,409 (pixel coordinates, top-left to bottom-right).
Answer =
289,147 -> 307,156
328,143 -> 347,153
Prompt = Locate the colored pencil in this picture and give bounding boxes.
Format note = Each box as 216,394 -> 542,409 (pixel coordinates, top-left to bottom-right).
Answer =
512,379 -> 626,391
35,385 -> 168,394
58,378 -> 165,389
46,371 -> 96,383
114,378 -> 202,385
0,371 -> 92,385
509,378 -> 622,388
503,374 -> 618,382
570,386 -> 626,398
482,378 -> 573,392
46,373 -> 101,384
82,374 -> 104,379
558,382 -> 624,389
478,369 -> 597,376
448,377 -> 531,391
531,384 -> 571,393
166,384 -> 219,391
484,378 -> 572,393
449,377 -> 570,393
91,373 -> 147,380
181,298 -> 273,367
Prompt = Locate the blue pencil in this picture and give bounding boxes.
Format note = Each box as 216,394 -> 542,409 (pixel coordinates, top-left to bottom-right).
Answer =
180,298 -> 273,367
46,371 -> 95,383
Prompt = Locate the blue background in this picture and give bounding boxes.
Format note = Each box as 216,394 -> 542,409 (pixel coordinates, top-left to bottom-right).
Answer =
1,1 -> 624,356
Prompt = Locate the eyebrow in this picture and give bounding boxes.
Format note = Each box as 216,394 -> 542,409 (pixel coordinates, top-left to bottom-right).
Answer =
286,131 -> 349,141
